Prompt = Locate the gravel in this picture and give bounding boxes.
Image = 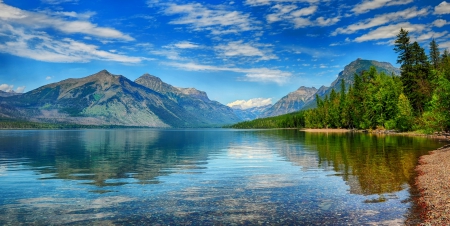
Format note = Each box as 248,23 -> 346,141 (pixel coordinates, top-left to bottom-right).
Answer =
415,145 -> 450,225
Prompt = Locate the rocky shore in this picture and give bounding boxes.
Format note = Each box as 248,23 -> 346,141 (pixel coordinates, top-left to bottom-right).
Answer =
415,144 -> 450,225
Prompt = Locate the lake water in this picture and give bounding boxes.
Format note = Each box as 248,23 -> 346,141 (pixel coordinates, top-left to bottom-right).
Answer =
0,129 -> 446,225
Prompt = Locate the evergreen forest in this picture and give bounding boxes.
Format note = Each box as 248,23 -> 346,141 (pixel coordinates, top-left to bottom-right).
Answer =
230,29 -> 450,134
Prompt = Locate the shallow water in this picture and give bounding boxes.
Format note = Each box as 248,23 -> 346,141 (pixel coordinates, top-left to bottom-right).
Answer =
0,129 -> 445,225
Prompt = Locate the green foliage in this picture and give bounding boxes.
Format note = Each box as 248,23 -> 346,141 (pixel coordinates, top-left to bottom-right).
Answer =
0,118 -> 145,129
395,93 -> 414,131
420,71 -> 450,133
93,93 -> 104,101
230,32 -> 450,134
304,67 -> 403,130
429,39 -> 440,70
228,111 -> 305,129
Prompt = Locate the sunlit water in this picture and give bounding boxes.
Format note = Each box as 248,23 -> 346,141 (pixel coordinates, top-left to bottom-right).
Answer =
0,129 -> 446,225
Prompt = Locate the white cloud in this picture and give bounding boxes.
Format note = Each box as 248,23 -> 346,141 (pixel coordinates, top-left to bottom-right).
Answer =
315,16 -> 340,26
45,76 -> 52,80
291,5 -> 318,17
435,1 -> 450,14
173,41 -> 200,49
440,40 -> 450,49
333,7 -> 428,35
16,86 -> 26,93
0,84 -> 25,93
0,23 -> 145,63
352,0 -> 413,14
150,49 -> 182,60
433,19 -> 448,27
163,3 -> 256,35
0,2 -> 133,41
354,22 -> 426,42
227,98 -> 272,109
415,31 -> 448,41
41,0 -> 78,4
166,62 -> 292,84
267,4 -> 317,22
245,0 -> 319,6
0,84 -> 14,92
215,41 -> 277,60
265,4 -> 338,28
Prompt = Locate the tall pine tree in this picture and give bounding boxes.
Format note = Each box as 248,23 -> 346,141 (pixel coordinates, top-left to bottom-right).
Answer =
429,39 -> 440,70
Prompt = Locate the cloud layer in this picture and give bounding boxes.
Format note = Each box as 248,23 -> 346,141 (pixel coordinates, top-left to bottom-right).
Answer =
227,98 -> 273,109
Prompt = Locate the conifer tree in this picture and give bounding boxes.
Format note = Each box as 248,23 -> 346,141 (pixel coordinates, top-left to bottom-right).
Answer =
429,39 -> 440,70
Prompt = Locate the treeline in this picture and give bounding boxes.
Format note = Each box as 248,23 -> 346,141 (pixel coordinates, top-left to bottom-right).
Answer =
230,29 -> 450,133
227,111 -> 305,129
0,118 -> 144,129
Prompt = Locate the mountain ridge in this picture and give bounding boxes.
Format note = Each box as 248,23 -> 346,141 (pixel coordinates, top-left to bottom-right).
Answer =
0,70 -> 240,127
260,58 -> 399,117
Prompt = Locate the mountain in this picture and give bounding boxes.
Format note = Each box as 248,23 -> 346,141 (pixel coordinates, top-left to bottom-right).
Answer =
0,90 -> 22,97
260,59 -> 400,117
260,86 -> 318,117
231,104 -> 272,121
135,74 -> 240,126
302,58 -> 400,109
0,70 -> 239,127
328,58 -> 399,93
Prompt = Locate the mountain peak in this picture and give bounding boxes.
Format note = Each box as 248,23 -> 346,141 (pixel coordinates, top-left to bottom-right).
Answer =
87,70 -> 118,80
177,87 -> 210,101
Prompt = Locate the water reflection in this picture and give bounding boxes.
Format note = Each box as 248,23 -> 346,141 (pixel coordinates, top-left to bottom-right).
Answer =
258,130 -> 445,196
0,129 -> 222,187
0,129 -> 446,225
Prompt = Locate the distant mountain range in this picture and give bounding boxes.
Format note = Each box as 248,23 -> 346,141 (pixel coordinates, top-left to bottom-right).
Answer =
231,105 -> 272,121
250,58 -> 400,118
0,70 -> 240,127
0,59 -> 400,126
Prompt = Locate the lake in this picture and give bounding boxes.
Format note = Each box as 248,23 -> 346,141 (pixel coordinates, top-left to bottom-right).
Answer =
0,129 -> 445,225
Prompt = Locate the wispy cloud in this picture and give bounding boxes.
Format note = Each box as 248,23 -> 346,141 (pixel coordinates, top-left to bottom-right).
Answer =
45,76 -> 52,80
267,4 -> 317,23
333,7 -> 428,35
245,0 -> 319,6
41,0 -> 78,4
173,41 -> 200,49
166,62 -> 292,84
215,41 -> 277,61
354,22 -> 426,42
0,23 -> 145,63
227,98 -> 272,109
415,31 -> 448,42
433,19 -> 448,27
265,4 -> 339,28
352,0 -> 413,15
163,3 -> 257,35
434,1 -> 450,14
0,2 -> 133,41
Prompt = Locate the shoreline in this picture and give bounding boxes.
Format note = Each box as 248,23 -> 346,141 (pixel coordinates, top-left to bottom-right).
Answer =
300,128 -> 450,140
414,145 -> 450,225
300,128 -> 450,225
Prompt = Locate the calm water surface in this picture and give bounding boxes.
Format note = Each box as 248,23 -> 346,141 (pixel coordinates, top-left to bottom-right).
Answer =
0,129 -> 446,225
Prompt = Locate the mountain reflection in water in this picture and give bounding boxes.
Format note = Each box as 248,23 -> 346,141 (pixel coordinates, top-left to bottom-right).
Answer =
0,129 -> 445,225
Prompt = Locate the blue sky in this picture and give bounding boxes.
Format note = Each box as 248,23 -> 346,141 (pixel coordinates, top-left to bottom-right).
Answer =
0,0 -> 449,109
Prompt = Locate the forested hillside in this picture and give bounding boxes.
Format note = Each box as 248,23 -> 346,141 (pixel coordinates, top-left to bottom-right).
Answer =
230,29 -> 450,134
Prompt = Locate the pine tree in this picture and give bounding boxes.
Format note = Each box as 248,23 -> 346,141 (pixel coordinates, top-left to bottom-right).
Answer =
442,49 -> 450,80
394,28 -> 412,69
410,41 -> 432,114
429,39 -> 440,70
339,80 -> 349,128
394,29 -> 415,112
